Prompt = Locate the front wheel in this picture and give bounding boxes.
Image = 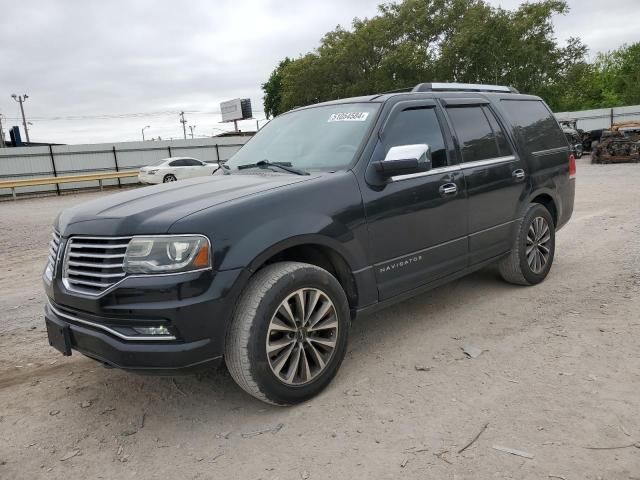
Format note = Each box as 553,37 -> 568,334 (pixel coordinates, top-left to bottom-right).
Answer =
225,262 -> 350,405
163,174 -> 177,183
499,203 -> 555,286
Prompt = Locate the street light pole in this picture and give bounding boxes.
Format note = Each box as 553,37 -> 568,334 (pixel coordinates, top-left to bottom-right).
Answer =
141,125 -> 150,141
11,94 -> 30,143
0,114 -> 6,147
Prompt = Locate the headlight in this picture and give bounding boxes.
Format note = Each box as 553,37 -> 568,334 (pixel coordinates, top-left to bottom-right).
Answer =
123,235 -> 211,274
147,169 -> 158,175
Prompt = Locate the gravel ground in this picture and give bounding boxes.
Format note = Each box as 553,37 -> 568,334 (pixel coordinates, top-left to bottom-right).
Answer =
1,156 -> 639,480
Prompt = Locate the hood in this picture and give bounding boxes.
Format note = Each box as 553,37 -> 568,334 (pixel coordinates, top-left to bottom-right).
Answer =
57,173 -> 317,236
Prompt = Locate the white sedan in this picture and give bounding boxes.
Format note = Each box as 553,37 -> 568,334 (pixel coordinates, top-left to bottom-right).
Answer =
138,157 -> 219,184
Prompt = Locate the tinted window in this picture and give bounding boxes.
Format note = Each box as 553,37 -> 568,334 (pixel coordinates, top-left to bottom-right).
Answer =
382,107 -> 447,168
500,100 -> 566,153
183,159 -> 202,166
447,106 -> 500,162
168,160 -> 183,167
483,106 -> 512,156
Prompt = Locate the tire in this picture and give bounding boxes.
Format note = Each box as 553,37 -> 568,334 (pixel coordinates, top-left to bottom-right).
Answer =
499,203 -> 555,286
163,174 -> 177,183
225,261 -> 350,405
591,142 -> 600,164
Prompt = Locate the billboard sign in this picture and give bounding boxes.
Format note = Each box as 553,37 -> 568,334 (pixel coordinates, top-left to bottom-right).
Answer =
221,98 -> 243,122
220,98 -> 253,122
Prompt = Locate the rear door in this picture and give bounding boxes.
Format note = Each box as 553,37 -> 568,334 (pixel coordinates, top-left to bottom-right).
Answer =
443,99 -> 527,264
168,159 -> 188,179
498,99 -> 572,226
183,158 -> 205,178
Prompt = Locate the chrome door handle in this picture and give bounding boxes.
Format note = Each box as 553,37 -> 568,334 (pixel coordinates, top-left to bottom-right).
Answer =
512,169 -> 526,180
439,183 -> 458,197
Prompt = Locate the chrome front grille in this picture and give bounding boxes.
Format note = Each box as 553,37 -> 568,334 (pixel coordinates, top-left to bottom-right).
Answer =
48,230 -> 61,267
62,236 -> 131,295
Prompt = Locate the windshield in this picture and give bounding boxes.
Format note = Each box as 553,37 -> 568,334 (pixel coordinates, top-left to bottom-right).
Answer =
225,103 -> 379,172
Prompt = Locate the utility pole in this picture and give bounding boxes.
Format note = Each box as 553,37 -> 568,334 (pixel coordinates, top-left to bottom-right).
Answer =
11,94 -> 30,143
188,125 -> 196,139
141,125 -> 150,141
179,112 -> 187,140
0,114 -> 6,147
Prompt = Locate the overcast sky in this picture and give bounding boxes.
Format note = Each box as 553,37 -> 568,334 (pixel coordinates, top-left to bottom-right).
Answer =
0,0 -> 637,145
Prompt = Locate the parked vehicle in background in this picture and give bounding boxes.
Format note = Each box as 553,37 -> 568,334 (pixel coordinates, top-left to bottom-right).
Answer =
138,157 -> 219,184
44,82 -> 575,405
563,128 -> 584,159
592,122 -> 640,164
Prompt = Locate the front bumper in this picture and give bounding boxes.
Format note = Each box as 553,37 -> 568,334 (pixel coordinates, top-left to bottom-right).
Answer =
45,302 -> 218,370
137,173 -> 159,184
43,267 -> 249,372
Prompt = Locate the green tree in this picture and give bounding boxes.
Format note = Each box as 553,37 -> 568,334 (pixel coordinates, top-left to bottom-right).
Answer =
262,57 -> 292,118
550,42 -> 640,111
606,43 -> 640,106
262,0 -> 609,114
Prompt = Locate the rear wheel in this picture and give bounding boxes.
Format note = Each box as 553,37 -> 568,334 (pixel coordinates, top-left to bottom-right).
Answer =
225,262 -> 350,405
163,174 -> 177,183
499,203 -> 555,286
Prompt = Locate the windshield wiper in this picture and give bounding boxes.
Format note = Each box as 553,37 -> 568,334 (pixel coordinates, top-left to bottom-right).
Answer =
237,160 -> 309,176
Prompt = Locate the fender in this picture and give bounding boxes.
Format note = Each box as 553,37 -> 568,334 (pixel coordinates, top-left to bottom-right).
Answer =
523,186 -> 561,223
245,233 -> 359,273
218,210 -> 368,272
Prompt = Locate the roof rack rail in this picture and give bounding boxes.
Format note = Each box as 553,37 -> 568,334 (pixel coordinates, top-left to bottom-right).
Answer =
412,82 -> 519,94
379,86 -> 414,94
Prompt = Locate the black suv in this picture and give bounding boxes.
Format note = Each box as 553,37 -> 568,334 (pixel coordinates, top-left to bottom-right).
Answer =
44,83 -> 575,405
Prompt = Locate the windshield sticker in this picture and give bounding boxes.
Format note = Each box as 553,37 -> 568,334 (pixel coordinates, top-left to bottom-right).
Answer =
328,112 -> 370,122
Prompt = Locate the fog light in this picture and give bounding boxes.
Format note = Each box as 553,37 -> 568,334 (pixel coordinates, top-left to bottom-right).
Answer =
132,326 -> 172,336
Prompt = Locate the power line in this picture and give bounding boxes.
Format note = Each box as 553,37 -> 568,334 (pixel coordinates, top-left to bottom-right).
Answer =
0,109 -> 264,122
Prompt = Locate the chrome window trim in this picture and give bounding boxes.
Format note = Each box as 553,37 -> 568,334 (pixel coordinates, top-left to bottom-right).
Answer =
388,155 -> 517,182
532,146 -> 568,156
390,164 -> 461,182
460,155 -> 516,169
47,301 -> 176,341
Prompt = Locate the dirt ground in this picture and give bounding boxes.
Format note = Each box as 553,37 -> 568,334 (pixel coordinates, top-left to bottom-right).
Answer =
1,156 -> 639,480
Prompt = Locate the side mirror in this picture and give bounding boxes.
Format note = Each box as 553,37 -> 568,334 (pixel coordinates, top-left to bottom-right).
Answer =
373,144 -> 432,178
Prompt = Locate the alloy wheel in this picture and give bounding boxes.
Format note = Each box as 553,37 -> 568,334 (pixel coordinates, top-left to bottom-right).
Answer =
266,288 -> 339,385
526,216 -> 551,274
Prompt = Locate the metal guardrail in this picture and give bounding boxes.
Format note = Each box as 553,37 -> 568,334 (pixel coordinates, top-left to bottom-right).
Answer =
0,170 -> 139,199
0,138 -> 249,198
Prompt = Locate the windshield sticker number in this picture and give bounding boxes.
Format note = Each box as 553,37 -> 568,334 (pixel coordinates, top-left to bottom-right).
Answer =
328,112 -> 369,122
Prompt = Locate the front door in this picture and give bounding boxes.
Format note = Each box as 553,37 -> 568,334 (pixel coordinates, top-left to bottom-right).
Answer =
443,100 -> 528,264
359,100 -> 468,301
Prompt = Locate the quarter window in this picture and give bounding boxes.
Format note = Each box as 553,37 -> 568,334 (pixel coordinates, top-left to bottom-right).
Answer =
500,99 -> 566,153
381,107 -> 448,168
447,106 -> 503,163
